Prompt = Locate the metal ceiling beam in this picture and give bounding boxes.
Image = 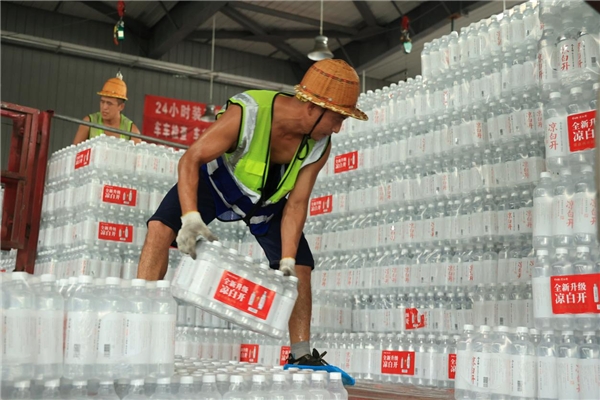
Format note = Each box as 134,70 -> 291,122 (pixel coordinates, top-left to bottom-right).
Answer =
189,29 -> 354,41
353,1 -> 378,27
229,1 -> 358,35
148,1 -> 226,59
334,1 -> 485,73
220,5 -> 309,66
79,1 -> 150,39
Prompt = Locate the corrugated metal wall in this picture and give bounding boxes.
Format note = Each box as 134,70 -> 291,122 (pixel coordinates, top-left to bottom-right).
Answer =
1,2 -> 388,168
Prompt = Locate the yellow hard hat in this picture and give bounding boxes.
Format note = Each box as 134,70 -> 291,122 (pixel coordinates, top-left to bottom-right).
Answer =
294,59 -> 367,121
97,77 -> 128,101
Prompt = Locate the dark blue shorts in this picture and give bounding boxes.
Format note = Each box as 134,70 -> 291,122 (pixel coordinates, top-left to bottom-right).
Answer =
148,174 -> 315,269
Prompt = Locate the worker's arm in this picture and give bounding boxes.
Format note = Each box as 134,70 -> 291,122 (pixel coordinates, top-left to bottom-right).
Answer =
280,142 -> 331,261
130,123 -> 142,144
73,116 -> 91,145
175,104 -> 241,258
177,104 -> 241,214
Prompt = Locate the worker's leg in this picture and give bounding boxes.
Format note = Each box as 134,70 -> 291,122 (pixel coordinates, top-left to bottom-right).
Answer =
137,221 -> 176,280
254,209 -> 315,360
288,263 -> 312,345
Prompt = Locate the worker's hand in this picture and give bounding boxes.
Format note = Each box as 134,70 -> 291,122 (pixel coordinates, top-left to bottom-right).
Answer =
176,211 -> 218,259
279,257 -> 297,277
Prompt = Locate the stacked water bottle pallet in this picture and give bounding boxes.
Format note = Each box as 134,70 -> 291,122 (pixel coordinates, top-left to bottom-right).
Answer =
171,241 -> 298,339
1,272 -> 177,397
454,324 -> 599,400
35,135 -> 182,279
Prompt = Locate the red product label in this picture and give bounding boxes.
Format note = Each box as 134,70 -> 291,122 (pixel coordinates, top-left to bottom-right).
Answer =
550,273 -> 600,314
381,350 -> 416,375
405,308 -> 426,330
75,148 -> 91,169
279,346 -> 291,366
448,354 -> 457,380
309,195 -> 333,216
102,185 -> 137,206
142,94 -> 221,146
213,271 -> 276,320
97,222 -> 133,243
567,110 -> 596,153
240,344 -> 259,363
334,151 -> 359,174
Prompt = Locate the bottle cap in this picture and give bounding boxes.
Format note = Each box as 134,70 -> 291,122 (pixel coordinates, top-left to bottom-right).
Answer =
156,280 -> 170,288
105,277 -> 121,285
576,246 -> 590,253
78,275 -> 93,284
99,380 -> 114,385
536,249 -> 549,256
311,372 -> 326,381
480,325 -> 491,332
230,375 -> 244,384
244,256 -> 253,262
202,374 -> 216,383
529,329 -> 539,335
131,278 -> 146,287
228,248 -> 239,255
73,381 -> 87,386
562,330 -> 574,335
157,378 -> 171,385
293,374 -> 306,381
216,373 -> 229,382
570,87 -> 583,95
15,381 -> 30,388
273,373 -> 287,382
542,330 -> 555,335
68,277 -> 78,284
130,379 -> 144,386
329,372 -> 342,380
180,376 -> 194,384
496,326 -> 510,333
540,172 -> 551,178
516,327 -> 529,334
549,92 -> 561,99
252,374 -> 266,383
40,274 -> 56,283
146,281 -> 157,289
44,380 -> 60,388
11,272 -> 28,281
555,248 -> 569,255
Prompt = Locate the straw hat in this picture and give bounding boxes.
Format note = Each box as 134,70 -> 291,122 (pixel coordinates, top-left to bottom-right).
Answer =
97,77 -> 128,101
295,59 -> 367,121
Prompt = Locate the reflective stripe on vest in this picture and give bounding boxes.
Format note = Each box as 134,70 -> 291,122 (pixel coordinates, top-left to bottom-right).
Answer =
205,90 -> 330,235
88,112 -> 133,140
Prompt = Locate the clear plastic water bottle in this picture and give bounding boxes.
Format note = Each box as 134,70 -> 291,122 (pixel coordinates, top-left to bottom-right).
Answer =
544,93 -> 569,173
95,276 -> 125,380
223,375 -> 249,400
573,165 -> 597,245
578,331 -> 600,400
123,379 -> 148,400
39,379 -> 62,399
533,172 -> 554,249
532,249 -> 553,330
149,280 -> 177,378
455,324 -> 476,399
509,327 -> 536,400
122,279 -> 153,379
68,380 -> 89,400
470,325 -> 493,399
149,378 -> 175,400
551,248 -> 575,330
267,373 -> 289,400
97,380 -> 120,400
198,374 -> 222,400
552,169 -> 575,248
556,331 -> 580,400
572,246 -> 599,331
176,376 -> 196,400
64,275 -> 98,380
327,372 -> 347,400
536,330 -> 558,400
34,274 -> 64,379
9,380 -> 32,399
308,372 -> 331,399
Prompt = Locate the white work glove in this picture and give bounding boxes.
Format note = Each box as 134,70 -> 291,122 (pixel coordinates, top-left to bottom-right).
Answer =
279,257 -> 297,277
176,211 -> 218,259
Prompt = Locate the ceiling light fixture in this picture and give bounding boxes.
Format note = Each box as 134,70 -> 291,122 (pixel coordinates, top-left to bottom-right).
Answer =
308,0 -> 333,61
200,16 -> 217,122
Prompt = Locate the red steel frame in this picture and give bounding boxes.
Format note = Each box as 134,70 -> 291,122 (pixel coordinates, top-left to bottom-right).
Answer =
1,102 -> 53,273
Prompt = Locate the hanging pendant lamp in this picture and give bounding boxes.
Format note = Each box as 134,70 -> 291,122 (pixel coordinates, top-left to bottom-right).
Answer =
308,0 -> 333,61
201,16 -> 217,122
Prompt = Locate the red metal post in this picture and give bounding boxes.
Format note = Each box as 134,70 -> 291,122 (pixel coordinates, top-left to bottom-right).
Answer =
1,102 -> 52,273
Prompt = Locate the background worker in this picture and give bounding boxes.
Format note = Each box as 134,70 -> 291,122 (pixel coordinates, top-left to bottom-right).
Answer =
73,74 -> 141,145
136,59 -> 367,366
